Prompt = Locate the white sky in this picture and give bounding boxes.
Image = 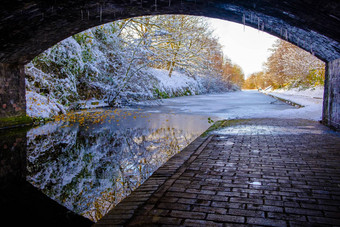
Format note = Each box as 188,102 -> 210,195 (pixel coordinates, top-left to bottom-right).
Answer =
207,18 -> 278,78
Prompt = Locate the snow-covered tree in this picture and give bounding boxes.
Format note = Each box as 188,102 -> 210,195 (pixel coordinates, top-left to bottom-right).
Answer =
25,15 -> 238,117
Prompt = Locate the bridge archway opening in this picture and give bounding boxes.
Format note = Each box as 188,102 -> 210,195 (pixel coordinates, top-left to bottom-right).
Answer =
1,1 -> 340,225
0,0 -> 339,129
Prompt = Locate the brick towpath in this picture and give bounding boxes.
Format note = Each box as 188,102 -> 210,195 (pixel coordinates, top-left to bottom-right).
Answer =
95,119 -> 340,226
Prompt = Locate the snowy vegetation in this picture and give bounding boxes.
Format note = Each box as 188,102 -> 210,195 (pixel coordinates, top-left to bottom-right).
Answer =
25,15 -> 242,118
243,40 -> 325,90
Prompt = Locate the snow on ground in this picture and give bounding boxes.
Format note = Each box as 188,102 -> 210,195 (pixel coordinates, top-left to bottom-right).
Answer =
264,86 -> 323,99
148,68 -> 201,93
25,68 -> 204,118
78,99 -> 109,110
26,91 -> 66,118
260,86 -> 324,121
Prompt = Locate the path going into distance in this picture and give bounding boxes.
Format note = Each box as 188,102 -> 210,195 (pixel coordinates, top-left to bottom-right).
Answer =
94,91 -> 340,226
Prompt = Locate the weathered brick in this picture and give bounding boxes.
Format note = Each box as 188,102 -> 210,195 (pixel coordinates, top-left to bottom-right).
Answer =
267,212 -> 307,222
230,197 -> 263,204
148,209 -> 170,216
165,191 -> 197,199
207,214 -> 245,223
307,216 -> 340,225
159,197 -> 179,203
158,202 -> 191,211
247,204 -> 283,213
246,217 -> 287,227
192,205 -> 227,215
228,208 -> 265,218
195,199 -> 211,206
211,195 -> 230,202
264,199 -> 284,206
168,186 -> 186,192
186,188 -> 216,195
151,216 -> 183,225
301,203 -> 337,211
285,207 -> 323,216
178,198 -> 197,204
324,211 -> 340,218
216,191 -> 242,197
317,199 -> 340,206
183,219 -> 223,227
170,210 -> 206,219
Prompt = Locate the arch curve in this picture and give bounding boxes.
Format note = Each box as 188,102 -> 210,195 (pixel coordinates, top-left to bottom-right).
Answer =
0,0 -> 340,130
0,0 -> 339,63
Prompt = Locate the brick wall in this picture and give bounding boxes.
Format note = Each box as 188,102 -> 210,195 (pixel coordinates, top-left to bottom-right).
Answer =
0,63 -> 26,118
323,58 -> 340,130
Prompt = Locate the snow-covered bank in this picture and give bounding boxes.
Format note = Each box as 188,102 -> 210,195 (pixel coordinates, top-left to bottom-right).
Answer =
24,20 -> 238,119
26,91 -> 66,118
264,86 -> 323,100
260,87 -> 324,121
26,67 -> 237,118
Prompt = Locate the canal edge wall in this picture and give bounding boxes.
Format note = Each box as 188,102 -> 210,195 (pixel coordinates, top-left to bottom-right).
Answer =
261,91 -> 304,108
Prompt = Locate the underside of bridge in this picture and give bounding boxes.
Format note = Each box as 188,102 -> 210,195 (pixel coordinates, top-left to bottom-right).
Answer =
0,0 -> 340,129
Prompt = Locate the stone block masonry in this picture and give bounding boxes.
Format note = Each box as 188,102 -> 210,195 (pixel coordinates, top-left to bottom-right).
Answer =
323,58 -> 340,130
0,63 -> 26,117
0,63 -> 31,128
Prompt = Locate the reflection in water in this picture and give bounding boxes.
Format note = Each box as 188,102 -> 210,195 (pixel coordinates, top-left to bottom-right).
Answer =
26,109 -> 210,221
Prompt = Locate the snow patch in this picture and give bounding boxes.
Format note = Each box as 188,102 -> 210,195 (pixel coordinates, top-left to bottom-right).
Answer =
149,68 -> 200,92
260,86 -> 324,121
265,86 -> 323,99
26,91 -> 66,118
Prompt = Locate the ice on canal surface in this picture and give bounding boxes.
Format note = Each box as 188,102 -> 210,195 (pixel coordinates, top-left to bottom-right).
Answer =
138,90 -> 322,121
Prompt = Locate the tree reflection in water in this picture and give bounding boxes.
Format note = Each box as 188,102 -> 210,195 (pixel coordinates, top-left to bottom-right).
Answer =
26,110 -> 209,222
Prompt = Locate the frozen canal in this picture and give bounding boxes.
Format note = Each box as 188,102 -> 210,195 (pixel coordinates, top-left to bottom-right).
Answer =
1,90 -> 295,222
138,90 -> 295,119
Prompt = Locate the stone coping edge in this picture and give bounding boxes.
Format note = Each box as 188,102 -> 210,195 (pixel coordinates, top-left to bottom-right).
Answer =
263,92 -> 304,108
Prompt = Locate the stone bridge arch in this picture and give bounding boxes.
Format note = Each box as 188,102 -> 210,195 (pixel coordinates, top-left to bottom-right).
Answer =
1,0 -> 339,129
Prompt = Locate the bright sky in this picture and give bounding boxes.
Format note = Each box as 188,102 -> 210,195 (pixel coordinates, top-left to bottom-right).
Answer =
207,18 -> 278,78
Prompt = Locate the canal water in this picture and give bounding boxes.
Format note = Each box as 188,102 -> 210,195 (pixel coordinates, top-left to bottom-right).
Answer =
0,91 -> 295,222
26,108 -> 211,221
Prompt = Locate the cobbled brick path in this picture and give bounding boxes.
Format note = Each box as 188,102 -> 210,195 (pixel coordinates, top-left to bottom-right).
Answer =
95,119 -> 340,226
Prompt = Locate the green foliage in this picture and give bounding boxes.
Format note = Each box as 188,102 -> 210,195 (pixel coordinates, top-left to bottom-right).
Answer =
73,33 -> 93,46
81,48 -> 93,62
93,28 -> 107,42
153,88 -> 170,99
0,115 -> 33,129
306,68 -> 325,86
184,88 -> 192,96
32,116 -> 54,125
91,101 -> 100,105
153,87 -> 193,99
